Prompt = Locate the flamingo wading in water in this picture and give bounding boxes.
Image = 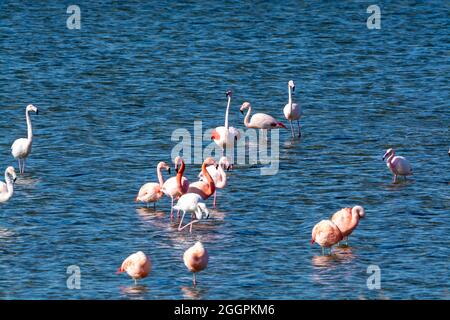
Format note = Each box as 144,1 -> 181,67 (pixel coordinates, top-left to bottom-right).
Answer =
283,80 -> 302,139
382,148 -> 413,183
117,251 -> 151,285
11,104 -> 38,174
0,167 -> 17,203
198,156 -> 231,208
162,156 -> 189,218
240,102 -> 286,139
311,220 -> 343,256
211,90 -> 241,156
187,157 -> 216,201
331,206 -> 365,245
183,241 -> 209,286
174,193 -> 210,233
135,162 -> 171,208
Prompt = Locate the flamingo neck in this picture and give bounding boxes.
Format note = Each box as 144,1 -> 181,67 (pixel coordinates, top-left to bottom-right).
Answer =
202,163 -> 215,196
176,160 -> 185,192
26,109 -> 33,143
3,172 -> 13,197
288,86 -> 293,112
215,161 -> 227,188
156,164 -> 165,187
224,96 -> 231,129
243,106 -> 252,128
386,153 -> 395,167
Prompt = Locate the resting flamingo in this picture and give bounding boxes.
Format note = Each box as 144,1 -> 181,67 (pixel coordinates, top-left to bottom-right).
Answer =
0,167 -> 17,203
382,148 -> 413,183
173,193 -> 210,233
211,90 -> 241,155
283,80 -> 302,138
183,242 -> 209,286
331,206 -> 365,245
198,156 -> 231,208
161,156 -> 189,218
187,157 -> 216,200
240,102 -> 286,138
311,220 -> 343,256
135,162 -> 171,208
117,251 -> 151,285
11,104 -> 38,174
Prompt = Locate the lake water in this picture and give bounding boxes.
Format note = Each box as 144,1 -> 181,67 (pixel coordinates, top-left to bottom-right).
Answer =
0,1 -> 448,299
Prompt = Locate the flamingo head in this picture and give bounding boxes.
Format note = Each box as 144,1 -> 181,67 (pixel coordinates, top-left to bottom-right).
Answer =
158,161 -> 171,174
174,156 -> 183,173
203,157 -> 216,167
382,148 -> 394,161
219,156 -> 232,171
288,80 -> 295,92
240,102 -> 251,114
6,166 -> 17,182
226,89 -> 232,98
26,104 -> 38,115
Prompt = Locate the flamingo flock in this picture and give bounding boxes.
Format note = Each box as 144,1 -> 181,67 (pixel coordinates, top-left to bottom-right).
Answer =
1,83 -> 426,288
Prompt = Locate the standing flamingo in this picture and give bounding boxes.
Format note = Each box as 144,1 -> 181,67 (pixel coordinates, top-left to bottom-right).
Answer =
240,102 -> 286,137
198,156 -> 231,208
117,251 -> 151,285
187,157 -> 216,200
311,220 -> 343,255
173,193 -> 210,233
161,156 -> 189,218
211,90 -> 241,155
283,80 -> 302,138
135,162 -> 171,208
0,167 -> 17,203
183,242 -> 209,286
11,104 -> 38,174
331,206 -> 365,245
382,148 -> 413,183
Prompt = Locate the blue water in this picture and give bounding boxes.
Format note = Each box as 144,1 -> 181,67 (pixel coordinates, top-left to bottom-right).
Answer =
0,1 -> 449,299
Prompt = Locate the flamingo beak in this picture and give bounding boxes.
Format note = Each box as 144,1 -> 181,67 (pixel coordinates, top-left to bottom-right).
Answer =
36,109 -> 39,115
13,177 -> 17,183
167,168 -> 171,174
310,239 -> 315,245
116,268 -> 123,274
240,109 -> 244,115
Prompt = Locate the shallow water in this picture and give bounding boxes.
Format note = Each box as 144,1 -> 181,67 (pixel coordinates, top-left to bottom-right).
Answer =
0,1 -> 449,299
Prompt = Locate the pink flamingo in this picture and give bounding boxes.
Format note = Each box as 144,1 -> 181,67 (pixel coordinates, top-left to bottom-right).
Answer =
135,162 -> 171,208
311,220 -> 343,255
240,102 -> 287,131
174,193 -> 210,233
211,90 -> 241,155
283,80 -> 302,138
117,251 -> 151,285
161,156 -> 189,218
331,206 -> 365,245
187,157 -> 216,201
382,148 -> 413,183
183,241 -> 209,287
198,156 -> 231,208
0,167 -> 17,203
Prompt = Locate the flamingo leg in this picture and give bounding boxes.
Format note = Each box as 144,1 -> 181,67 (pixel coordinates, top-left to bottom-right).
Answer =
213,191 -> 217,208
153,202 -> 156,209
393,175 -> 398,183
178,210 -> 187,231
321,247 -> 325,256
23,159 -> 26,174
170,197 -> 174,219
134,278 -> 137,285
297,120 -> 301,137
289,120 -> 295,139
193,273 -> 197,287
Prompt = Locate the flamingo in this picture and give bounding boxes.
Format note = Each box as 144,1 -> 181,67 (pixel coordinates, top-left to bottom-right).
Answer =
183,241 -> 209,286
0,167 -> 17,203
135,162 -> 171,208
198,156 -> 231,208
211,90 -> 241,155
161,156 -> 189,218
117,251 -> 151,285
240,102 -> 286,139
187,157 -> 216,200
11,104 -> 38,175
311,220 -> 343,255
173,193 -> 210,233
283,80 -> 302,138
331,206 -> 365,245
382,148 -> 413,183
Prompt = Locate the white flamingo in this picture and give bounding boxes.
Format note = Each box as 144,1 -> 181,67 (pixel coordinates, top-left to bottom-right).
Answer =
382,148 -> 413,183
11,104 -> 38,174
0,167 -> 17,203
198,156 -> 231,208
211,90 -> 241,155
283,80 -> 302,138
173,193 -> 210,233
